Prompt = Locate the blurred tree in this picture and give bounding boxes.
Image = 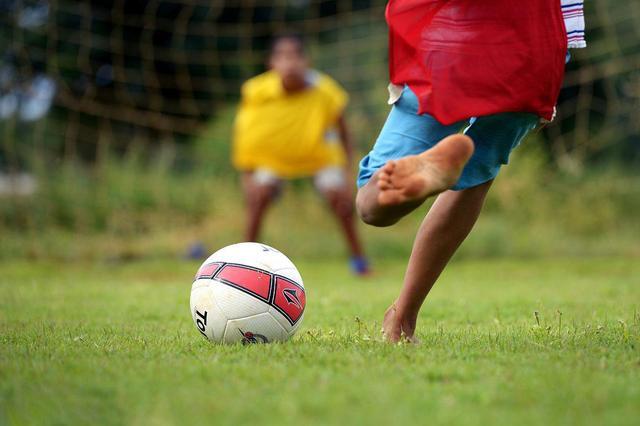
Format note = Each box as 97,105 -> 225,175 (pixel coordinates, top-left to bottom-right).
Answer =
0,0 -> 637,169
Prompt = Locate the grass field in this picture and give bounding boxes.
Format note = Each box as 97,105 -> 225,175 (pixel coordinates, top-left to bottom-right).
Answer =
1,256 -> 639,425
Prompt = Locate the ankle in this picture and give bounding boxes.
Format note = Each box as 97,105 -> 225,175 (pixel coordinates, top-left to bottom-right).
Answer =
394,304 -> 419,326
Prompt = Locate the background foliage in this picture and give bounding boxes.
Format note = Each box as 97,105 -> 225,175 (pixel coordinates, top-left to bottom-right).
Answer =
0,0 -> 638,260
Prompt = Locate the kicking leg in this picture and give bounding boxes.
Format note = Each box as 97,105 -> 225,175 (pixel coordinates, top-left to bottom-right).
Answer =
356,134 -> 474,227
241,171 -> 281,242
382,179 -> 493,342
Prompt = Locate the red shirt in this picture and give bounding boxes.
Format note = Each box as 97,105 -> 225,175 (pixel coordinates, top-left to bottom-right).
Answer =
387,0 -> 567,124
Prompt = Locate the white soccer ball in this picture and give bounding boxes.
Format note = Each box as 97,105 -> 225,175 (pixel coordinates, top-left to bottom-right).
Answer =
190,242 -> 306,344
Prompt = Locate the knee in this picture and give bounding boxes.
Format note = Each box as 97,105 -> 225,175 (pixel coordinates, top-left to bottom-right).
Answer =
248,184 -> 279,210
323,189 -> 354,217
360,213 -> 398,228
338,200 -> 355,218
336,198 -> 355,220
355,192 -> 398,227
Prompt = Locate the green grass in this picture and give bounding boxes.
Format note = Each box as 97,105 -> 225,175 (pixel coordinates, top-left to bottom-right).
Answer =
2,132 -> 640,262
1,256 -> 639,425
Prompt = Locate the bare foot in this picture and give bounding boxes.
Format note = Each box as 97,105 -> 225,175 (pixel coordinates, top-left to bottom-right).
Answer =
382,303 -> 418,344
377,134 -> 474,206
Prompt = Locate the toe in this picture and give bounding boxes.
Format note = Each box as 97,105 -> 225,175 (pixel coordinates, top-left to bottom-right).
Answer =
378,180 -> 392,190
381,160 -> 396,173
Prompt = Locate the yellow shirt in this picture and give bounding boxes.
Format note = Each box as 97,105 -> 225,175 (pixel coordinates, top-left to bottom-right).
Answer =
232,70 -> 348,178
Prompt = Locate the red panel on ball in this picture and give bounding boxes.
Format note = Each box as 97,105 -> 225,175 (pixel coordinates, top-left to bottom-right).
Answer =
195,262 -> 222,279
273,276 -> 305,323
217,265 -> 272,300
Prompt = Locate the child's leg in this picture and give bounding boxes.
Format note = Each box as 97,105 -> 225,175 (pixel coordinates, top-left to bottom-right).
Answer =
382,180 -> 492,342
355,86 -> 472,227
241,171 -> 281,242
324,188 -> 365,258
315,168 -> 366,266
380,112 -> 538,342
356,133 -> 473,226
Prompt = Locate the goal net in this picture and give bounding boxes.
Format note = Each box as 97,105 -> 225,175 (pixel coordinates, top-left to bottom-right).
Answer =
0,0 -> 638,169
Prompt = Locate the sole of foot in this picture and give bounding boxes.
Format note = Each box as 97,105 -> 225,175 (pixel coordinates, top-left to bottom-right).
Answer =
377,134 -> 474,206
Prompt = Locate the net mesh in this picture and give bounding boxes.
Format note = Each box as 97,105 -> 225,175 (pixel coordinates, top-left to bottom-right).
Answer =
1,0 -> 638,168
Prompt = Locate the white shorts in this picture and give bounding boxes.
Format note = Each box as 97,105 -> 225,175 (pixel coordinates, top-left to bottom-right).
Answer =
252,167 -> 347,193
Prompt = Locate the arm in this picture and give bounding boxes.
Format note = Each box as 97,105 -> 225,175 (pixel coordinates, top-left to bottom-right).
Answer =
337,114 -> 354,169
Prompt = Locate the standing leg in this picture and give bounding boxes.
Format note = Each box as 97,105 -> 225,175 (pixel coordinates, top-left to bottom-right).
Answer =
382,180 -> 493,342
323,189 -> 365,257
241,171 -> 281,242
316,168 -> 368,274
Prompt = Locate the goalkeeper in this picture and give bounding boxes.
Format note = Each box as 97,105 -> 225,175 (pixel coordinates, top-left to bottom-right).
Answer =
232,33 -> 369,275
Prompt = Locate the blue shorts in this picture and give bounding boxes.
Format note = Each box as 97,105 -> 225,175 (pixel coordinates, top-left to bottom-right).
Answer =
357,86 -> 538,190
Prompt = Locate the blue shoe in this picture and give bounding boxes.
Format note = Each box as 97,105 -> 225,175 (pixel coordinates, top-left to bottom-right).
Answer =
349,256 -> 371,276
186,242 -> 207,260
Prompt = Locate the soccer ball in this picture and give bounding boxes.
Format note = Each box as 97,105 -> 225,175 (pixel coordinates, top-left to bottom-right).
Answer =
190,242 -> 306,344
